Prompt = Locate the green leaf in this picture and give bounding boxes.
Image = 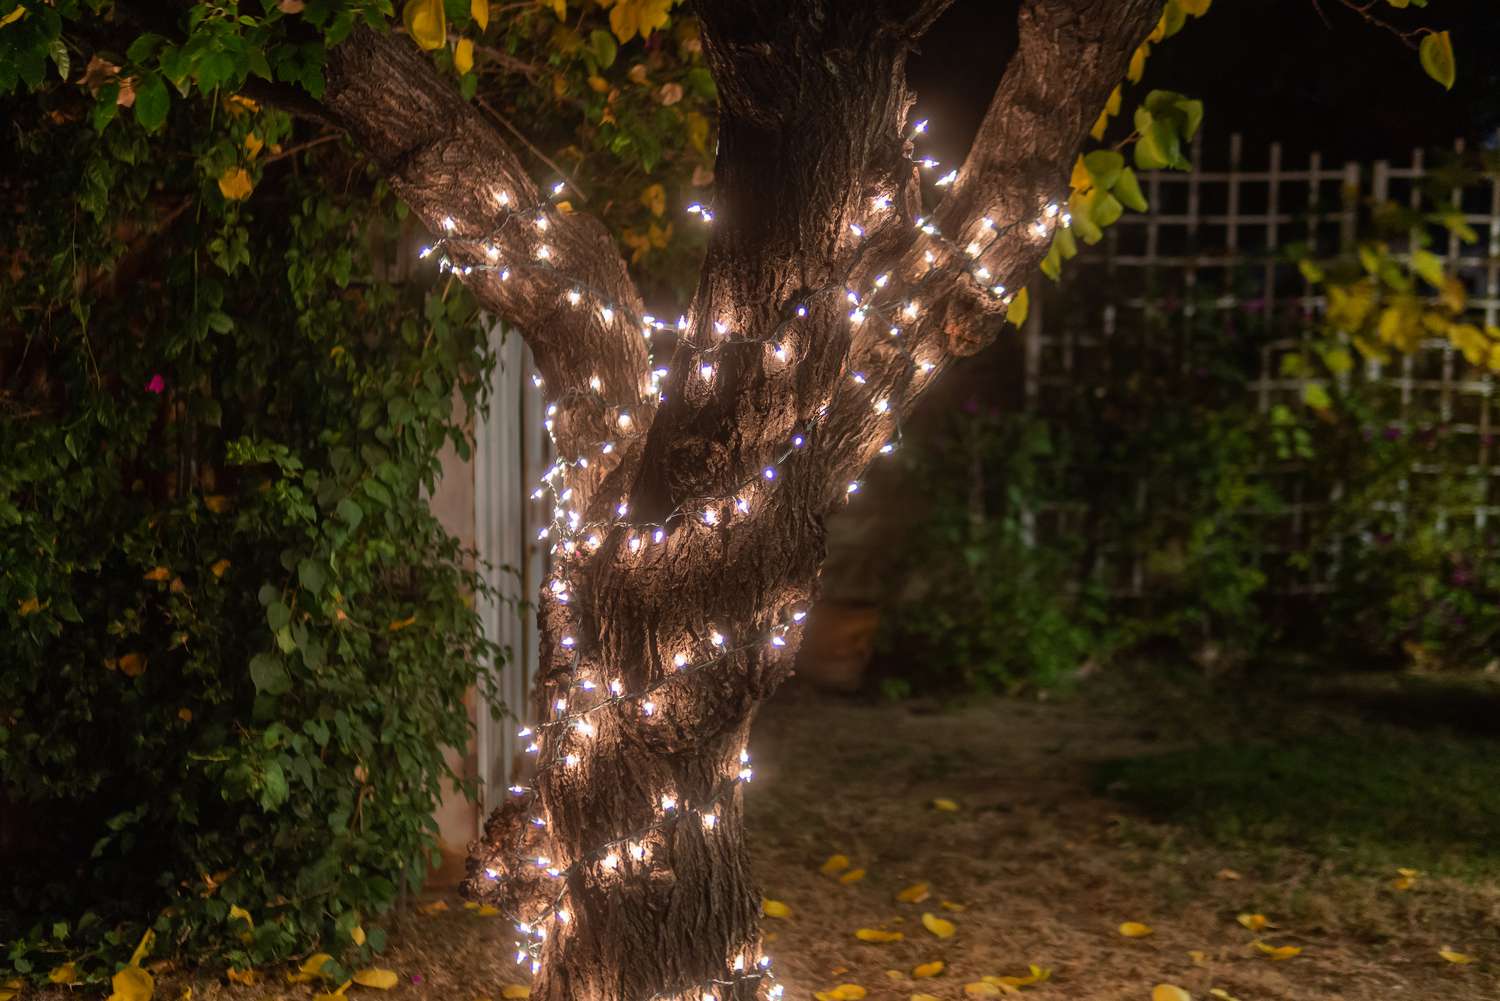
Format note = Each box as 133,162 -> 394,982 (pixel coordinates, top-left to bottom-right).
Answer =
589,29 -> 617,69
1114,167 -> 1148,212
1082,150 -> 1124,191
1419,30 -> 1455,90
297,558 -> 327,596
249,654 -> 292,696
267,600 -> 292,632
133,73 -> 170,132
1091,189 -> 1124,230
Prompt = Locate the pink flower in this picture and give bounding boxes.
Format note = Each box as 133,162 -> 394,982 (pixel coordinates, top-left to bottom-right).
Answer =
145,374 -> 165,394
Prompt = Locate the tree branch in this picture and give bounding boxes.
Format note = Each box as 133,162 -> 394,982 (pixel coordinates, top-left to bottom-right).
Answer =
320,25 -> 653,519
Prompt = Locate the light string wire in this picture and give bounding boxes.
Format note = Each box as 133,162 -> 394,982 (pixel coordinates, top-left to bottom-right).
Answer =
425,116 -> 1072,1001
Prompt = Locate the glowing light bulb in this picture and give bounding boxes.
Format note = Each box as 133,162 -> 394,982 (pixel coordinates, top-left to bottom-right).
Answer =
441,216 -> 455,232
601,853 -> 619,870
673,653 -> 689,669
564,753 -> 580,767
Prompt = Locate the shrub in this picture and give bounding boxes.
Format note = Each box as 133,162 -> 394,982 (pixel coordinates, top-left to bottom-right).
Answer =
1,83 -> 497,982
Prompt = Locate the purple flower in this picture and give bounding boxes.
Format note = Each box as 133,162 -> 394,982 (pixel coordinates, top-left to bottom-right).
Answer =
145,374 -> 165,394
1383,425 -> 1402,441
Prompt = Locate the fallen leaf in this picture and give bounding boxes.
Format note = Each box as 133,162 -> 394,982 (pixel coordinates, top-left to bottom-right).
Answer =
1215,868 -> 1241,880
1208,989 -> 1242,1001
940,900 -> 966,912
921,912 -> 956,939
1119,921 -> 1153,938
1236,913 -> 1272,932
352,968 -> 399,990
312,981 -> 353,1001
932,798 -> 960,812
476,905 -> 500,916
912,961 -> 944,978
225,968 -> 260,985
1152,986 -> 1191,1001
144,566 -> 171,581
884,969 -> 904,981
462,901 -> 479,910
418,900 -> 449,914
814,986 -> 867,1001
18,596 -> 41,615
985,965 -> 1051,989
50,962 -> 80,985
1392,867 -> 1420,891
109,965 -> 154,1001
762,899 -> 791,919
287,954 -> 334,983
1438,947 -> 1477,965
1252,941 -> 1302,960
855,928 -> 904,943
897,882 -> 931,904
0,979 -> 20,1001
839,868 -> 866,885
963,983 -> 1001,997
501,987 -> 531,999
820,854 -> 851,876
912,996 -> 942,1001
128,928 -> 156,967
1187,950 -> 1208,965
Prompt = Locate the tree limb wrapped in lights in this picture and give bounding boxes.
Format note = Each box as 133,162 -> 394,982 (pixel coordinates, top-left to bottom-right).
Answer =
312,1 -> 1163,997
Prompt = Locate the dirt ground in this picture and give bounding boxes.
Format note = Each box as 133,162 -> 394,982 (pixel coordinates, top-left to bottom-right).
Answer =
32,682 -> 1498,1001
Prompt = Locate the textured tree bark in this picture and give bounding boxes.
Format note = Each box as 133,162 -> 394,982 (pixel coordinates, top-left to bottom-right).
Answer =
317,1 -> 1159,997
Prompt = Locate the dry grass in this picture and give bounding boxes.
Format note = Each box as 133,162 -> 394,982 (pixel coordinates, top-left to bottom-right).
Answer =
28,681 -> 1499,1000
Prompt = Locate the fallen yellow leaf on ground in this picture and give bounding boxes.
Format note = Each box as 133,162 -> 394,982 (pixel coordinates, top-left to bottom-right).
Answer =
49,962 -> 79,985
762,899 -> 791,918
820,854 -> 851,875
352,968 -> 399,989
913,995 -> 942,1001
855,928 -> 904,942
0,978 -> 21,1001
501,987 -> 531,999
1236,913 -> 1272,932
963,983 -> 1001,997
109,965 -> 154,1001
839,868 -> 866,885
476,905 -> 500,916
814,985 -> 867,1001
897,882 -> 931,903
1393,867 -> 1420,891
1438,947 -> 1477,965
1119,921 -> 1153,937
1208,989 -> 1242,1001
225,968 -> 260,985
985,965 -> 1050,989
1187,949 -> 1208,964
1215,868 -> 1241,880
1152,985 -> 1191,1001
418,900 -> 449,914
1252,941 -> 1302,960
287,953 -> 334,983
312,981 -> 353,1001
940,900 -> 966,912
921,912 -> 956,939
932,798 -> 960,811
912,961 -> 944,978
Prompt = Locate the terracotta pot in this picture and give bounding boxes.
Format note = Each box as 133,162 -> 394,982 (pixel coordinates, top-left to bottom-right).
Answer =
793,602 -> 880,692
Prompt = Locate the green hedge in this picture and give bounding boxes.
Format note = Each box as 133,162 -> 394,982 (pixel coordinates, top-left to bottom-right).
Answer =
1,70 -> 497,983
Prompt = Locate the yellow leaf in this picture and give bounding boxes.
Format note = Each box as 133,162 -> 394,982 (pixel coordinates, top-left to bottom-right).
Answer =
218,167 -> 254,201
609,0 -> 639,42
1177,0 -> 1211,15
203,494 -> 232,512
931,798 -> 960,812
109,965 -> 154,1001
814,986 -> 867,1001
472,0 -> 489,31
225,968 -> 260,985
912,961 -> 944,978
1152,986 -> 1192,1001
896,882 -> 930,903
1118,921 -> 1153,938
912,996 -> 942,1001
921,912 -> 956,939
588,74 -> 609,92
463,901 -> 479,909
838,868 -> 866,885
19,594 -> 42,615
939,900 -> 966,912
229,904 -> 253,929
820,854 -> 851,876
547,0 -> 566,21
1419,30 -> 1456,91
418,900 -> 450,914
1215,868 -> 1241,880
351,926 -> 366,945
211,557 -> 231,579
243,133 -> 263,158
50,962 -> 80,985
287,954 -> 335,984
403,0 -> 447,51
388,614 -> 417,632
1128,43 -> 1149,83
352,968 -> 399,990
1090,108 -> 1110,141
144,566 -> 171,581
963,984 -> 1001,998
0,980 -> 20,1001
685,110 -> 709,154
1005,288 -> 1028,327
1236,913 -> 1271,932
1070,156 -> 1092,193
986,965 -> 1050,989
855,928 -> 904,943
1438,947 -> 1476,965
476,905 -> 500,916
119,653 -> 147,678
501,987 -> 530,1000
640,182 -> 666,218
762,899 -> 791,919
0,7 -> 28,27
1187,950 -> 1208,965
454,37 -> 474,75
1392,867 -> 1420,891
1252,941 -> 1302,960
312,982 -> 353,1001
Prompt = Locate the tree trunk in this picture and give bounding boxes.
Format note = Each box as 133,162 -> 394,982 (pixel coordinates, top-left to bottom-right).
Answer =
316,2 -> 1161,997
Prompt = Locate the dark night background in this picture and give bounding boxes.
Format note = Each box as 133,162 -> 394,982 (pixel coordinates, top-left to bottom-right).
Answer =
909,0 -> 1500,169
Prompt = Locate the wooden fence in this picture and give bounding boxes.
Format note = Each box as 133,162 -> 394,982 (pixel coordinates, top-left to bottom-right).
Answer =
1022,133 -> 1500,593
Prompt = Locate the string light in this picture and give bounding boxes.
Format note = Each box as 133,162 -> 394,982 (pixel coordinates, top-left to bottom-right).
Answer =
422,109 -> 1072,1000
